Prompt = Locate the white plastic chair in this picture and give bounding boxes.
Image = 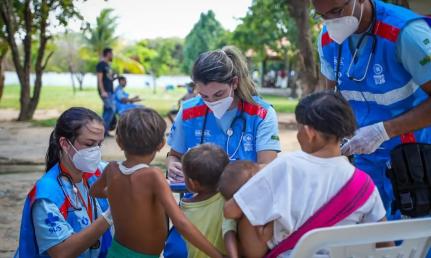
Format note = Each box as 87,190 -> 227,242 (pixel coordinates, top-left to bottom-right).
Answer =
290,218 -> 431,258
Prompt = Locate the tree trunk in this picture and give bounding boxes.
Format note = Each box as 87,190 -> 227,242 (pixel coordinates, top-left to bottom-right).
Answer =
0,50 -> 6,101
0,69 -> 4,102
69,65 -> 76,94
261,59 -> 267,88
0,0 -> 52,121
76,72 -> 85,91
285,0 -> 318,96
152,72 -> 157,94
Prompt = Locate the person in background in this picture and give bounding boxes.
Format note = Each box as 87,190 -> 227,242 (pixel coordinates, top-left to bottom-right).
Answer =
96,47 -> 116,138
114,76 -> 142,115
167,83 -> 197,123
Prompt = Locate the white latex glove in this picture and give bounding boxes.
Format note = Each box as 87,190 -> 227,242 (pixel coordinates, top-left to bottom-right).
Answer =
102,208 -> 113,226
341,122 -> 390,156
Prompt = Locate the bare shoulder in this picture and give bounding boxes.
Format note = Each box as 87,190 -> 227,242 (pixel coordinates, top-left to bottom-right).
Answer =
134,166 -> 166,183
104,161 -> 119,178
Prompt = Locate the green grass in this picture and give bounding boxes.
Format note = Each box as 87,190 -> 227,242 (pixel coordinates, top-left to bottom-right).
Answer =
31,118 -> 58,127
1,84 -> 186,115
1,85 -> 297,127
262,95 -> 298,113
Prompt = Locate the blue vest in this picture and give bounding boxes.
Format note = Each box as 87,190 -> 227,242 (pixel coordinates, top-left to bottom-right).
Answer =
15,163 -> 112,258
181,96 -> 271,162
321,0 -> 431,165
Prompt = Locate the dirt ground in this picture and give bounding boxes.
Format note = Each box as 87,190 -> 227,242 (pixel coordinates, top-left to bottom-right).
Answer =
0,109 -> 300,257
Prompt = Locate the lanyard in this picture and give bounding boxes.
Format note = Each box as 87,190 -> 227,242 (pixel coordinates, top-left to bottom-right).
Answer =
200,100 -> 246,144
59,163 -> 94,223
335,0 -> 377,88
73,179 -> 94,223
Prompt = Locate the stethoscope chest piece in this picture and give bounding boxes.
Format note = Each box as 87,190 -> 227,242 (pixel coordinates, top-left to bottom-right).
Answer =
226,128 -> 233,136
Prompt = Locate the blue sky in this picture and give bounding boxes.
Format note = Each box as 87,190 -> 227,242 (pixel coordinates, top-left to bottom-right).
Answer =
71,0 -> 252,40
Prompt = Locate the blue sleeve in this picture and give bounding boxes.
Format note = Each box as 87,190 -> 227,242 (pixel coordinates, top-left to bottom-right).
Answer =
114,88 -> 127,102
167,107 -> 187,154
397,19 -> 431,85
32,199 -> 74,255
318,31 -> 336,81
255,106 -> 281,152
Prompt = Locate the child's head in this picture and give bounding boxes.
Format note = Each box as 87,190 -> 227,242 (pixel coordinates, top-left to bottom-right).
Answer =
219,160 -> 260,200
295,91 -> 356,153
182,144 -> 229,193
116,108 -> 166,157
46,107 -> 104,172
118,76 -> 127,87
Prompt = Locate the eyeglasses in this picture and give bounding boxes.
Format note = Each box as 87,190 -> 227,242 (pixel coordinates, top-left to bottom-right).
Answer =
312,0 -> 352,21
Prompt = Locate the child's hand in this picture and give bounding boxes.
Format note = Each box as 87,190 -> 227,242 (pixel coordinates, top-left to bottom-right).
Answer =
256,221 -> 274,243
224,231 -> 240,258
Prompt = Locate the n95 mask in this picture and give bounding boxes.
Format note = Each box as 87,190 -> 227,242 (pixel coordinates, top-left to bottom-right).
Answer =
324,0 -> 363,44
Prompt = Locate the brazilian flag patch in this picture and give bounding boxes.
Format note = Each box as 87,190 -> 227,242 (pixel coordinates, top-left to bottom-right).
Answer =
271,135 -> 280,141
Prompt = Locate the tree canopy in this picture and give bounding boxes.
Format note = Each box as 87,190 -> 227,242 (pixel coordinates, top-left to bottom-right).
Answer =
0,0 -> 83,120
182,10 -> 226,73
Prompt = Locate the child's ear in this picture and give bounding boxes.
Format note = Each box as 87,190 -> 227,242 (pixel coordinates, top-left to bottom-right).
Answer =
115,135 -> 124,150
185,177 -> 199,192
157,137 -> 166,151
304,125 -> 317,141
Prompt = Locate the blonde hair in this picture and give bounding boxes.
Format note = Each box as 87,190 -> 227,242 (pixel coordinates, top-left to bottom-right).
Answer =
191,45 -> 257,104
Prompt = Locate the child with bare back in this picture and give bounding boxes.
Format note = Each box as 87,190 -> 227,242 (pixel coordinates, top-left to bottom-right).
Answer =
218,160 -> 260,258
90,108 -> 222,258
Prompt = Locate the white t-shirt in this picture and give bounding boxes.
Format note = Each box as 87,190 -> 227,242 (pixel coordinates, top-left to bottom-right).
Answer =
234,151 -> 386,255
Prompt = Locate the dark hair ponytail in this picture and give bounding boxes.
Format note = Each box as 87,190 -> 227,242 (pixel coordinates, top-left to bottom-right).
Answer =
295,91 -> 356,141
45,107 -> 103,171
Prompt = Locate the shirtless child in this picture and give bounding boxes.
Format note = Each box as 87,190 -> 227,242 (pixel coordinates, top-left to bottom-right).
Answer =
218,161 -> 261,258
90,108 -> 222,258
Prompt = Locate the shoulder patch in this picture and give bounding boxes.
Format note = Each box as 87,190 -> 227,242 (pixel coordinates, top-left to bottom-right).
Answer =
241,101 -> 268,119
182,105 -> 208,121
374,21 -> 400,42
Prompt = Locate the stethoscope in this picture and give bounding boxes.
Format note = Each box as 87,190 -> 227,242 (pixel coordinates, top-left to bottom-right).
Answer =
57,169 -> 98,220
335,0 -> 378,87
334,0 -> 378,128
200,100 -> 247,160
57,168 -> 101,249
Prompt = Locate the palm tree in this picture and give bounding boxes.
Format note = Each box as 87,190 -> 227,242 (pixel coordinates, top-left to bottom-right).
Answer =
83,8 -> 144,77
85,8 -> 119,57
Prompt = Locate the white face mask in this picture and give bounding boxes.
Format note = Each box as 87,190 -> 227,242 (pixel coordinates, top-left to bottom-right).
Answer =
324,0 -> 363,44
203,86 -> 234,119
68,140 -> 101,173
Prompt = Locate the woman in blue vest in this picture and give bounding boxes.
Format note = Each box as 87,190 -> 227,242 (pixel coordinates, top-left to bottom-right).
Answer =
313,0 -> 431,215
15,107 -> 113,258
167,46 -> 281,182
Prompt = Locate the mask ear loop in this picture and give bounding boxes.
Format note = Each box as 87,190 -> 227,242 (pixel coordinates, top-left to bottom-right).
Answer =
357,1 -> 364,25
67,139 -> 79,153
350,0 -> 357,17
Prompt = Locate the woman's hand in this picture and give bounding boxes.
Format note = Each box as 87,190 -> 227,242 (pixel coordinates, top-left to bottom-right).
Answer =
166,150 -> 184,182
168,160 -> 184,182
